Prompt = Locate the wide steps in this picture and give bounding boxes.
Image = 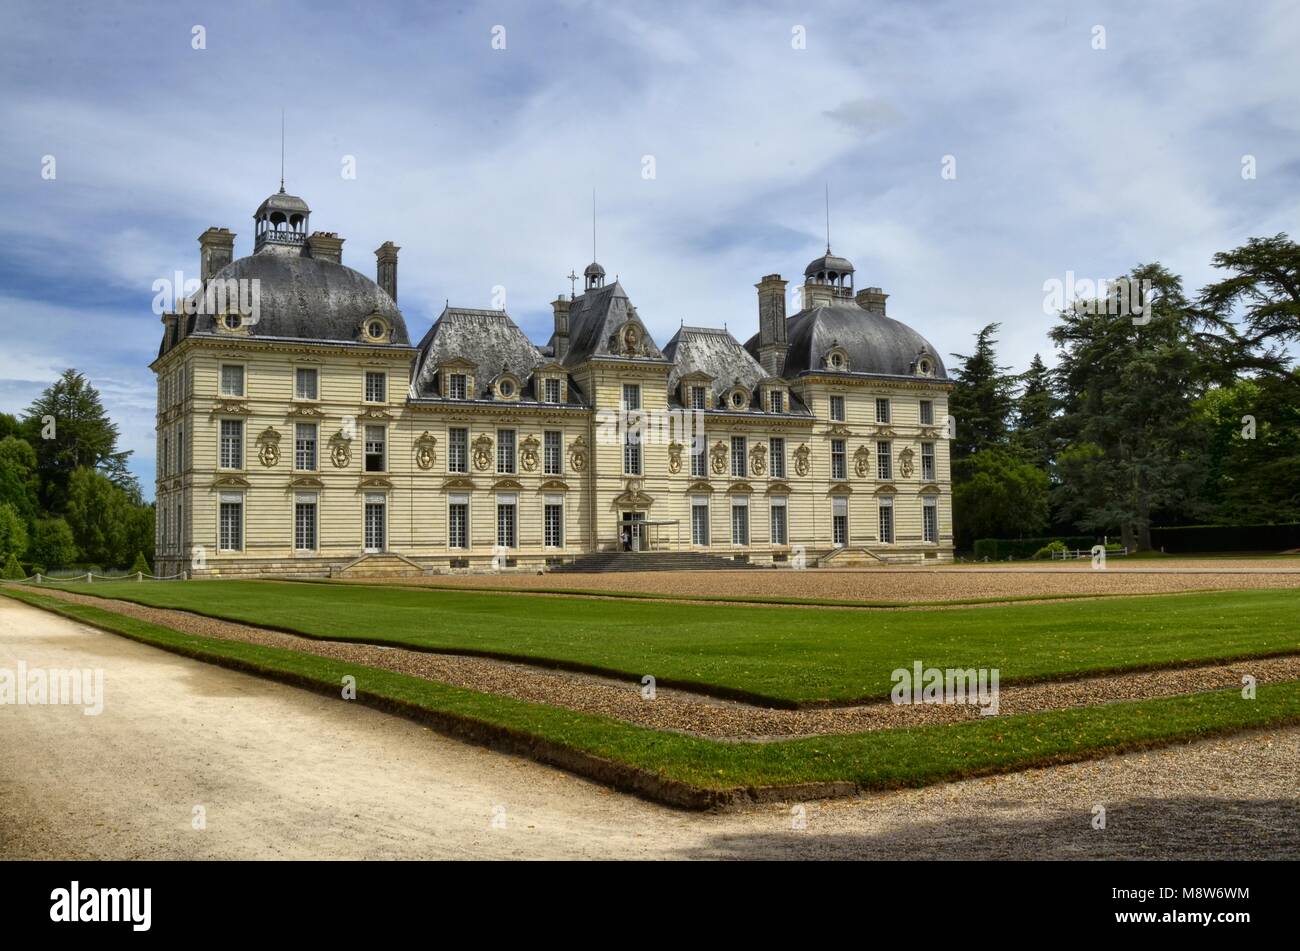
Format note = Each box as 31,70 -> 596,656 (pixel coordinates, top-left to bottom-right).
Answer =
550,551 -> 763,573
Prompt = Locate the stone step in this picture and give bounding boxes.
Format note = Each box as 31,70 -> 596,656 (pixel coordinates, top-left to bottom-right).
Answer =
550,551 -> 763,573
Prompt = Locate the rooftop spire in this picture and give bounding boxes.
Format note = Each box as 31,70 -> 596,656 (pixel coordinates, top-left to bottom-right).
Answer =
279,108 -> 286,193
824,182 -> 831,253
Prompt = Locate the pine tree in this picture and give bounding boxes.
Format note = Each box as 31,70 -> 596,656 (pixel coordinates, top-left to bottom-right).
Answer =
1013,353 -> 1057,471
947,323 -> 1015,459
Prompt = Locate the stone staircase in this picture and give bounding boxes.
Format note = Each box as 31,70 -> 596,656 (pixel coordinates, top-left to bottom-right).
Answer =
549,551 -> 763,573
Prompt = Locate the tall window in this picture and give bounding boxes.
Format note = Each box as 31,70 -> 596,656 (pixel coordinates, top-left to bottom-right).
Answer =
496,495 -> 517,548
919,399 -> 934,426
730,496 -> 749,545
497,429 -> 516,474
830,395 -> 845,422
218,494 -> 243,551
691,385 -> 707,410
622,384 -> 642,476
875,398 -> 891,423
219,419 -> 243,469
730,436 -> 747,477
691,497 -> 709,545
295,367 -> 318,400
220,364 -> 244,397
877,441 -> 892,480
923,496 -> 938,543
448,494 -> 469,549
544,431 -> 562,475
769,437 -> 785,479
176,427 -> 184,473
922,442 -> 935,481
364,425 -> 386,472
544,378 -> 561,403
295,423 -> 317,471
294,495 -> 317,551
365,371 -> 386,403
449,373 -> 468,400
175,500 -> 182,550
691,437 -> 707,477
770,496 -> 788,545
448,427 -> 468,473
161,435 -> 169,477
831,439 -> 846,480
768,390 -> 784,414
544,496 -> 564,548
878,496 -> 894,543
832,496 -> 848,547
364,494 -> 386,551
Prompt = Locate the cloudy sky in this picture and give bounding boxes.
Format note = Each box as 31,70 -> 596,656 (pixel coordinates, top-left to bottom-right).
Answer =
2,0 -> 1298,496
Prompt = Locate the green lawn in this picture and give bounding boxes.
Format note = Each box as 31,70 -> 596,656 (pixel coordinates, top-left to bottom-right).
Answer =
4,586 -> 1298,807
29,579 -> 1300,706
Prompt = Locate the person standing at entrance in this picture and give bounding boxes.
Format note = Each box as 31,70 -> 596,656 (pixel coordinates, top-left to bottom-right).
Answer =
621,527 -> 631,551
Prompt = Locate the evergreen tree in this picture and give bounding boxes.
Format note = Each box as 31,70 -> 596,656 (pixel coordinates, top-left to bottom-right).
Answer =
1012,353 -> 1057,471
64,466 -> 131,567
947,323 -> 1016,459
0,503 -> 29,561
28,517 -> 78,571
1200,233 -> 1300,368
1,552 -> 25,580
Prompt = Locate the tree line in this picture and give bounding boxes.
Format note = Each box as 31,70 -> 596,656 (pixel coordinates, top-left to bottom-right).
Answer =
947,234 -> 1300,552
0,370 -> 154,576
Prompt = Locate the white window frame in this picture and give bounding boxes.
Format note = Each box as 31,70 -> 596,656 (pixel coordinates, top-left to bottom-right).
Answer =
878,496 -> 894,544
919,399 -> 934,426
218,492 -> 244,552
730,436 -> 746,477
730,495 -> 750,546
448,373 -> 468,400
218,418 -> 244,470
295,422 -> 318,472
497,428 -> 516,474
691,496 -> 710,546
877,440 -> 892,481
447,492 -> 470,549
544,430 -> 562,475
448,427 -> 468,474
770,495 -> 788,546
831,439 -> 846,480
294,493 -> 318,552
923,495 -> 939,544
363,493 -> 387,552
364,425 -> 386,473
364,371 -> 387,404
544,377 -> 561,404
830,394 -> 845,422
295,366 -> 319,401
832,495 -> 848,548
922,442 -> 936,482
543,494 -> 564,548
769,437 -> 785,479
496,493 -> 517,549
220,363 -> 245,398
875,397 -> 891,424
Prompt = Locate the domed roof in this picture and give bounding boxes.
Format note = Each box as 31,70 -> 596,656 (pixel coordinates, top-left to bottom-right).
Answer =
254,188 -> 311,217
804,252 -> 855,278
187,252 -> 409,346
584,261 -> 606,279
746,301 -> 946,380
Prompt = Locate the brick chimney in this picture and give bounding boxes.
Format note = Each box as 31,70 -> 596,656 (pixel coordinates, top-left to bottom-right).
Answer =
198,227 -> 235,281
375,242 -> 399,301
756,273 -> 789,377
856,286 -> 888,315
552,294 -> 571,359
306,231 -> 344,265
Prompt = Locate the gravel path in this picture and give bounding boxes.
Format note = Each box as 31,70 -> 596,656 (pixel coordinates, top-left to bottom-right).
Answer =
18,586 -> 1300,740
384,559 -> 1300,604
2,598 -> 1295,859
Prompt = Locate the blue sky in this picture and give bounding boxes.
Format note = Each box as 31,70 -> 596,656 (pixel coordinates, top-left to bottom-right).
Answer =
2,0 -> 1298,498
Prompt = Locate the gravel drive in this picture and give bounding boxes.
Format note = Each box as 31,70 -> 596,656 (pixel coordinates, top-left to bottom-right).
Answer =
16,586 -> 1300,740
2,598 -> 1295,859
383,558 -> 1300,604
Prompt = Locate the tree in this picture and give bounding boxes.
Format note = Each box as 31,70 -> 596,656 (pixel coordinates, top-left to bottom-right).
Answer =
1200,233 -> 1300,368
0,435 -> 39,527
948,323 -> 1016,459
1013,353 -> 1057,471
1049,263 -> 1228,550
129,551 -> 152,575
0,503 -> 29,561
21,369 -> 136,512
28,517 -> 78,571
64,466 -> 131,567
952,449 -> 1049,549
1,553 -> 24,580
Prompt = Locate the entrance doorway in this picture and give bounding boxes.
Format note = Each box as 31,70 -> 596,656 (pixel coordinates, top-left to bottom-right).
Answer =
620,512 -> 645,551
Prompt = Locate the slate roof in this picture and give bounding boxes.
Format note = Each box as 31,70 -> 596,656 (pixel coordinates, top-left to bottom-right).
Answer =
412,307 -> 567,401
560,281 -> 666,367
168,252 -> 408,354
744,301 -> 948,380
663,325 -> 810,414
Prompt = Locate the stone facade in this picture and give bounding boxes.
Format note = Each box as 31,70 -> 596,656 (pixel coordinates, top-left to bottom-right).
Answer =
151,188 -> 954,577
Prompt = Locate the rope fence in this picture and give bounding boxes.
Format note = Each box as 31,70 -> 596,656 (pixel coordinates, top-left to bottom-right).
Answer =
4,571 -> 187,584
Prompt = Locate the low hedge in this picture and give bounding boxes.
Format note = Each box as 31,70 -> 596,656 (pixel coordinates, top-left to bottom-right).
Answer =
972,536 -> 1097,561
1151,523 -> 1300,553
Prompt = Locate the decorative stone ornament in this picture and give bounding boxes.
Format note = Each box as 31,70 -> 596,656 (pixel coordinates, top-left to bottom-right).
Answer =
519,433 -> 540,472
472,434 -> 494,471
710,440 -> 727,475
568,435 -> 588,472
899,446 -> 915,478
329,430 -> 352,468
667,441 -> 683,474
794,443 -> 811,477
414,431 -> 438,470
750,442 -> 767,476
854,444 -> 871,478
256,427 -> 281,467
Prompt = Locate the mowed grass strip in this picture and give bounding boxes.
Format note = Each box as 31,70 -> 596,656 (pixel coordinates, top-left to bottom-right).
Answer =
4,586 -> 1300,807
28,579 -> 1300,706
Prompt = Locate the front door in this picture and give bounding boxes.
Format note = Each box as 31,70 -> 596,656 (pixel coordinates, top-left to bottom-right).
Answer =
621,512 -> 645,551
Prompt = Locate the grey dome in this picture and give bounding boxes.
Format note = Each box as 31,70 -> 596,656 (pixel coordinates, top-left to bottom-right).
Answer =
584,261 -> 606,279
804,252 -> 855,279
746,302 -> 946,379
255,189 -> 311,218
188,253 -> 409,345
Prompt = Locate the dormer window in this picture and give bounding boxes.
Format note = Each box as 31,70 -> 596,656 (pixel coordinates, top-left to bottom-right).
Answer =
691,386 -> 707,410
768,390 -> 784,414
448,373 -> 467,400
367,320 -> 384,339
544,378 -> 561,403
222,313 -> 243,331
725,386 -> 749,411
361,315 -> 392,344
826,347 -> 849,371
500,380 -> 515,398
494,373 -> 521,401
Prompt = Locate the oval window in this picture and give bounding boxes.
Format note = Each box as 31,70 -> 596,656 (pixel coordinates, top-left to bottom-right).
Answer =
367,321 -> 384,339
830,353 -> 843,368
500,380 -> 515,397
223,313 -> 242,331
732,391 -> 745,407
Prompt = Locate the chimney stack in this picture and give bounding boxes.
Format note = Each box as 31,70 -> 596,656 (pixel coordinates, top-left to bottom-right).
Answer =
755,273 -> 789,377
375,241 -> 400,301
306,231 -> 344,265
552,294 -> 571,359
198,227 -> 235,281
856,286 -> 888,315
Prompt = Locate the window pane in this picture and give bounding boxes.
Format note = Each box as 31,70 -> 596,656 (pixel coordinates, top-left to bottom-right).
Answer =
295,501 -> 317,550
498,430 -> 516,473
920,400 -> 934,425
295,423 -> 317,470
365,426 -> 385,472
544,431 -> 562,474
877,441 -> 892,480
296,367 -> 318,400
691,499 -> 709,545
448,502 -> 468,549
545,378 -> 560,403
769,438 -> 784,478
220,365 -> 244,396
731,436 -> 746,477
365,372 -> 386,402
449,428 -> 467,473
830,396 -> 844,421
220,419 -> 243,469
